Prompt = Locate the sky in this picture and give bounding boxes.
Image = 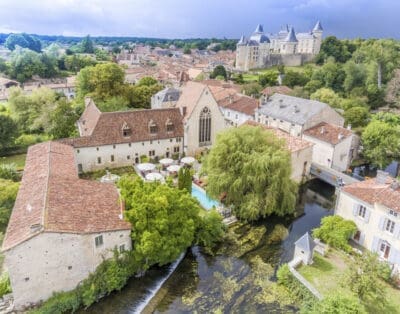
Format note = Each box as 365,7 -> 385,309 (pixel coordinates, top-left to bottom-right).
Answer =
0,0 -> 398,39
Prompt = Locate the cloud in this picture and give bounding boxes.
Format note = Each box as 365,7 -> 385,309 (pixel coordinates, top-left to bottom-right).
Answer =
0,0 -> 398,39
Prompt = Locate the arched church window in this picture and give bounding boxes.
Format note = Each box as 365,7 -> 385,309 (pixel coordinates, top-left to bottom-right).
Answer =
199,107 -> 211,146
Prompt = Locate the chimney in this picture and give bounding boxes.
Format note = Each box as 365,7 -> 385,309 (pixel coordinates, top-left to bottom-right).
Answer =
347,124 -> 352,130
229,95 -> 233,104
179,106 -> 187,116
391,180 -> 400,190
376,170 -> 389,184
320,126 -> 325,134
338,133 -> 344,140
84,97 -> 93,107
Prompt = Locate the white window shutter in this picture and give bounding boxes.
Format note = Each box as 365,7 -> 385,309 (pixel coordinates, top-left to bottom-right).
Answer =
352,203 -> 358,216
388,247 -> 398,264
371,236 -> 380,252
378,216 -> 386,231
364,209 -> 371,223
394,223 -> 400,239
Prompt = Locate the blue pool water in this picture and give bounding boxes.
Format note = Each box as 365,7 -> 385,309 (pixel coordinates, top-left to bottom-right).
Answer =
191,184 -> 219,210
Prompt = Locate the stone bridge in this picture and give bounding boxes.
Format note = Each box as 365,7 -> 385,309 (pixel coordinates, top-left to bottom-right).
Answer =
310,162 -> 360,187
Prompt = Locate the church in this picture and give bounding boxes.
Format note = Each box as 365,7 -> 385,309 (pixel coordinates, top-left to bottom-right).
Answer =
235,21 -> 323,71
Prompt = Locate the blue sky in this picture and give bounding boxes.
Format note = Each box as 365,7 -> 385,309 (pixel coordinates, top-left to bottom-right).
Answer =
0,0 -> 398,39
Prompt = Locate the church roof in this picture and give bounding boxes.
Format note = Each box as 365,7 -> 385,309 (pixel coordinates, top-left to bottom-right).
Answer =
295,232 -> 316,252
284,27 -> 298,42
313,20 -> 323,32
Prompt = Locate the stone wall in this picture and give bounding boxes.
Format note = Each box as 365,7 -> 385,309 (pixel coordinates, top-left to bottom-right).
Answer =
263,53 -> 316,68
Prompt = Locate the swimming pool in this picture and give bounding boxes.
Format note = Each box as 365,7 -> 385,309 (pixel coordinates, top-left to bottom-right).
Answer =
191,184 -> 220,210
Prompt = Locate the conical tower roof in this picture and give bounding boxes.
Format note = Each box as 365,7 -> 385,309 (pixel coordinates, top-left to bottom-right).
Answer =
254,24 -> 264,33
237,35 -> 247,45
313,20 -> 323,32
284,27 -> 298,42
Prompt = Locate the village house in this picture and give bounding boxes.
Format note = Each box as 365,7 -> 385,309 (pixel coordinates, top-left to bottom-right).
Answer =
303,122 -> 356,172
217,94 -> 259,126
245,121 -> 313,182
255,93 -> 344,137
2,142 -> 131,310
63,98 -> 184,173
151,87 -> 181,109
335,171 -> 400,273
175,81 -> 227,155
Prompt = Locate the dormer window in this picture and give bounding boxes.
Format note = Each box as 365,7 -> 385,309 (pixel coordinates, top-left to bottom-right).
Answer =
149,120 -> 158,134
166,119 -> 174,132
122,122 -> 131,137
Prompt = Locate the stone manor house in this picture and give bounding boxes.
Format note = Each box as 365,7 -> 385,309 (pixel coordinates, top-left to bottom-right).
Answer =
235,21 -> 323,71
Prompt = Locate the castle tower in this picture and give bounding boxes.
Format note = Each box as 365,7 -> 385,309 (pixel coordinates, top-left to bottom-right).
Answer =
281,26 -> 298,54
235,35 -> 249,71
312,21 -> 323,54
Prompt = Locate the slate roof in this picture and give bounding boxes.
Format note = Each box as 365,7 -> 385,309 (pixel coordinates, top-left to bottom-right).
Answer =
69,105 -> 184,148
257,93 -> 330,126
313,21 -> 323,32
303,122 -> 352,145
154,87 -> 180,103
342,176 -> 400,212
295,232 -> 316,252
2,142 -> 131,252
284,27 -> 298,42
254,24 -> 264,33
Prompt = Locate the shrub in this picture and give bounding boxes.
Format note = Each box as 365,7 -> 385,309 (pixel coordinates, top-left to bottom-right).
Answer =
140,155 -> 149,163
33,290 -> 81,314
0,163 -> 20,181
14,134 -> 50,147
0,273 -> 11,297
313,216 -> 357,252
377,260 -> 392,282
196,210 -> 225,251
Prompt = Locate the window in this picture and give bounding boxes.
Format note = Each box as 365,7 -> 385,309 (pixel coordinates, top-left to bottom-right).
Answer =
129,143 -> 131,147
379,241 -> 391,259
199,107 -> 211,146
142,142 -> 144,146
358,205 -> 366,218
96,147 -> 99,151
389,210 -> 398,217
166,120 -> 174,132
127,155 -> 130,160
97,157 -> 101,164
149,150 -> 155,157
354,230 -> 361,242
170,139 -> 173,142
123,129 -> 131,137
174,146 -> 180,153
111,155 -> 115,162
113,145 -> 116,149
176,138 -> 182,142
149,120 -> 158,134
385,219 -> 395,234
77,149 -> 80,153
95,235 -> 103,247
150,140 -> 153,145
119,244 -> 125,252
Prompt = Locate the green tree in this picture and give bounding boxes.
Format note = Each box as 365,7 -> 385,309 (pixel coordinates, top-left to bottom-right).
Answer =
183,45 -> 191,54
312,58 -> 345,92
203,126 -> 297,221
310,88 -> 343,108
196,209 -> 225,251
5,33 -> 41,52
210,65 -> 227,80
118,176 -> 201,268
258,71 -> 278,87
76,62 -> 125,102
344,106 -> 370,128
0,179 -> 19,232
0,163 -> 20,181
361,119 -> 400,168
306,293 -> 366,314
241,82 -> 262,97
178,167 -> 192,193
80,35 -> 95,53
316,36 -> 352,64
343,60 -> 367,92
313,216 -> 357,252
7,48 -> 44,82
63,54 -> 97,73
282,70 -> 309,88
0,115 -> 18,151
343,252 -> 387,306
47,99 -> 79,139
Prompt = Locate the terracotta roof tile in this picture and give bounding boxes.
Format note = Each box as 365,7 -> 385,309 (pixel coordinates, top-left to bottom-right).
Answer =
342,177 -> 400,212
2,142 -> 130,251
244,121 -> 313,152
304,122 -> 352,145
262,86 -> 293,96
219,95 -> 259,116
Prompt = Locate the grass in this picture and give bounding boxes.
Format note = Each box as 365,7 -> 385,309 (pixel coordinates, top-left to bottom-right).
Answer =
242,73 -> 259,83
0,153 -> 27,171
298,249 -> 400,313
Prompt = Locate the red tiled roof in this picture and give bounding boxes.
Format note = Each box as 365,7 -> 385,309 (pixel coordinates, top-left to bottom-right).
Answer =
303,122 -> 352,145
218,95 -> 259,116
67,104 -> 184,148
262,86 -> 293,96
342,177 -> 400,212
2,142 -> 131,252
244,121 -> 313,152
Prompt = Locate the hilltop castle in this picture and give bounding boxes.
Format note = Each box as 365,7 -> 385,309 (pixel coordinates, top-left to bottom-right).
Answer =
235,21 -> 323,71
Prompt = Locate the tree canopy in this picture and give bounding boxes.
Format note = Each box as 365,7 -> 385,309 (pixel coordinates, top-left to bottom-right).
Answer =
5,33 -> 41,52
203,125 -> 297,221
0,115 -> 18,152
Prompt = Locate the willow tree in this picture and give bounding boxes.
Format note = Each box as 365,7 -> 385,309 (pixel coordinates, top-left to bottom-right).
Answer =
203,125 -> 297,221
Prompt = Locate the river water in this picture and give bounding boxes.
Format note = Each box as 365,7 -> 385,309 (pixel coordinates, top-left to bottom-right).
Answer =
82,179 -> 334,314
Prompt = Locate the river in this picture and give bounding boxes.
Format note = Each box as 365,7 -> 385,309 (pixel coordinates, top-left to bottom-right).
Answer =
82,179 -> 334,314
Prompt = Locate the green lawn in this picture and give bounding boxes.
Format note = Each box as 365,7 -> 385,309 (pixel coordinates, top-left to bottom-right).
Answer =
242,73 -> 259,83
0,154 -> 27,171
298,250 -> 400,313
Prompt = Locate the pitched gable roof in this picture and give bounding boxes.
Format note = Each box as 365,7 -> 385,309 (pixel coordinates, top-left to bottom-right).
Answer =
295,232 -> 316,252
304,122 -> 352,145
2,142 -> 131,252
